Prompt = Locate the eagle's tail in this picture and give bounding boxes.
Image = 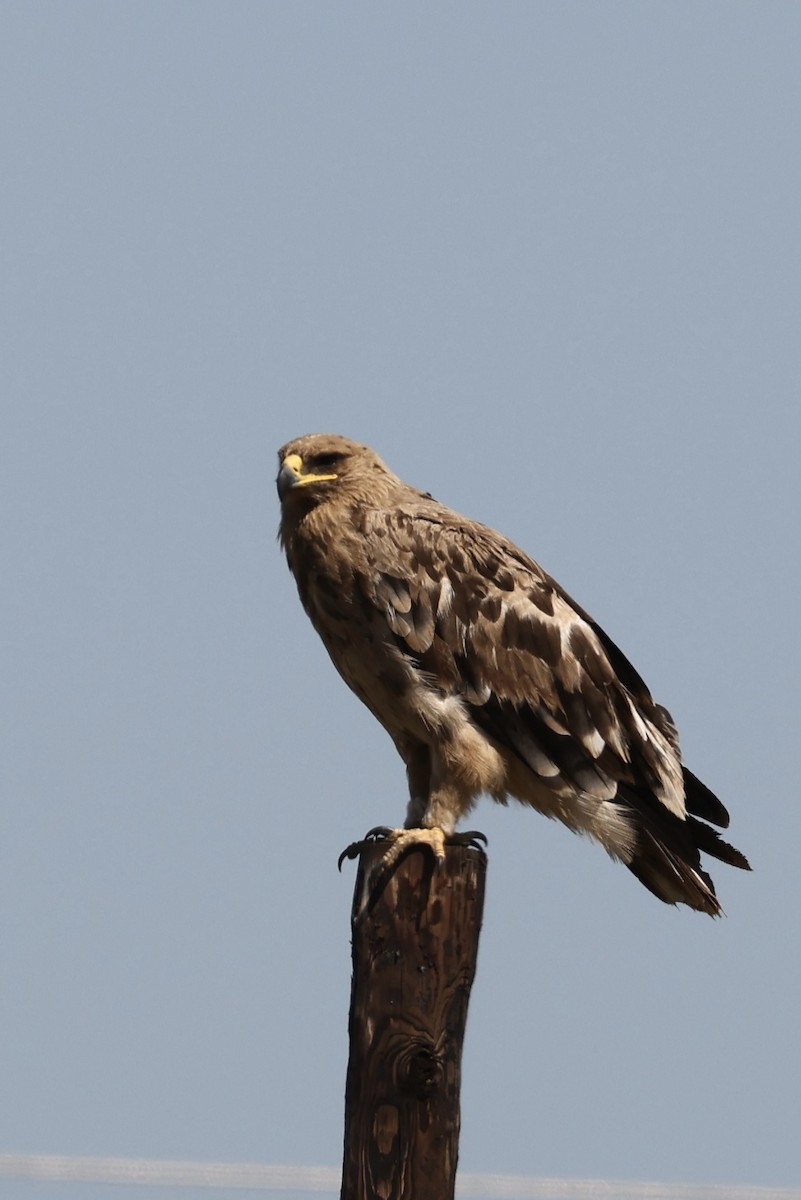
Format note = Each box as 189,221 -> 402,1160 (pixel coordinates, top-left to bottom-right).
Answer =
625,770 -> 751,916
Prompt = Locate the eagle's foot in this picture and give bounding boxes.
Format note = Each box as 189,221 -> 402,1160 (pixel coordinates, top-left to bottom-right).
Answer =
339,826 -> 488,916
337,826 -> 487,872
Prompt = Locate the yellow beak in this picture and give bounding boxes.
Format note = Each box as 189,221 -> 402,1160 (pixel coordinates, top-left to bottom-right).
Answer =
277,453 -> 338,500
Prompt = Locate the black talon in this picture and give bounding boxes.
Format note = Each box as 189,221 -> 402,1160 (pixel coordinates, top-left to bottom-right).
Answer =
337,842 -> 361,871
456,830 -> 488,851
337,826 -> 394,870
363,825 -> 393,842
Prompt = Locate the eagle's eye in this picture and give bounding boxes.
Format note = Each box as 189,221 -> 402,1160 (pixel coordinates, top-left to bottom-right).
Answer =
313,452 -> 345,468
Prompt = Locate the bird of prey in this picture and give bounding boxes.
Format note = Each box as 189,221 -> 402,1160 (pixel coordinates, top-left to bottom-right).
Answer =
277,433 -> 749,914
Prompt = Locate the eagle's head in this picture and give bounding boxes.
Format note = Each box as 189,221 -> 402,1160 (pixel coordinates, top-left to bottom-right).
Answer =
277,433 -> 397,517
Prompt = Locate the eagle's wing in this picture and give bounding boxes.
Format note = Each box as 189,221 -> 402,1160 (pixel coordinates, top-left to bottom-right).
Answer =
360,501 -> 678,805
354,499 -> 747,905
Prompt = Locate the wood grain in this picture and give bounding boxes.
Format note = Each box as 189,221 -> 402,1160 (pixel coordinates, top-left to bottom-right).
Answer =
341,840 -> 487,1200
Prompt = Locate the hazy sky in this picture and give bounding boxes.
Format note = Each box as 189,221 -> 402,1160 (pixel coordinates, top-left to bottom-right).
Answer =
2,4 -> 800,1198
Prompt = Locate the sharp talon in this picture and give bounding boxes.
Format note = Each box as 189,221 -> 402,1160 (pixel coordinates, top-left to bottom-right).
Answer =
363,826 -> 393,842
338,826 -> 397,871
458,830 -> 488,851
337,842 -> 361,871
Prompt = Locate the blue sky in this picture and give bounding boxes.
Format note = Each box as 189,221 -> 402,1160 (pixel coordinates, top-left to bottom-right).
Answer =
2,4 -> 799,1197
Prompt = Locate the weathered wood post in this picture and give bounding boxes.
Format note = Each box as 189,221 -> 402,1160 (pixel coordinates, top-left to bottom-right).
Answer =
340,840 -> 487,1200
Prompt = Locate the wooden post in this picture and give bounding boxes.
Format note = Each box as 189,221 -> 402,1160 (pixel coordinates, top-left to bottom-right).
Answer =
340,841 -> 487,1200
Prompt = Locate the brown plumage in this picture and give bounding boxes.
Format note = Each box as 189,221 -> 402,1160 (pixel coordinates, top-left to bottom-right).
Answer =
277,432 -> 750,914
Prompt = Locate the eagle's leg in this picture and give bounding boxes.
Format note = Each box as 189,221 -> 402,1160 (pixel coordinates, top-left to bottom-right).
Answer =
337,745 -> 486,885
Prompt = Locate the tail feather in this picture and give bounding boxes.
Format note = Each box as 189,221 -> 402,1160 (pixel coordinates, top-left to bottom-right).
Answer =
623,777 -> 751,916
627,828 -> 723,916
684,767 -> 731,828
687,815 -> 751,871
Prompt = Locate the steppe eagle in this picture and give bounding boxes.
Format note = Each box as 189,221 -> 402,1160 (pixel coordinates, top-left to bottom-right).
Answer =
277,433 -> 749,914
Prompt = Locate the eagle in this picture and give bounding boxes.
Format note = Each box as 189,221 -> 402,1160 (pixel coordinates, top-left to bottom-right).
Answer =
277,432 -> 749,915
